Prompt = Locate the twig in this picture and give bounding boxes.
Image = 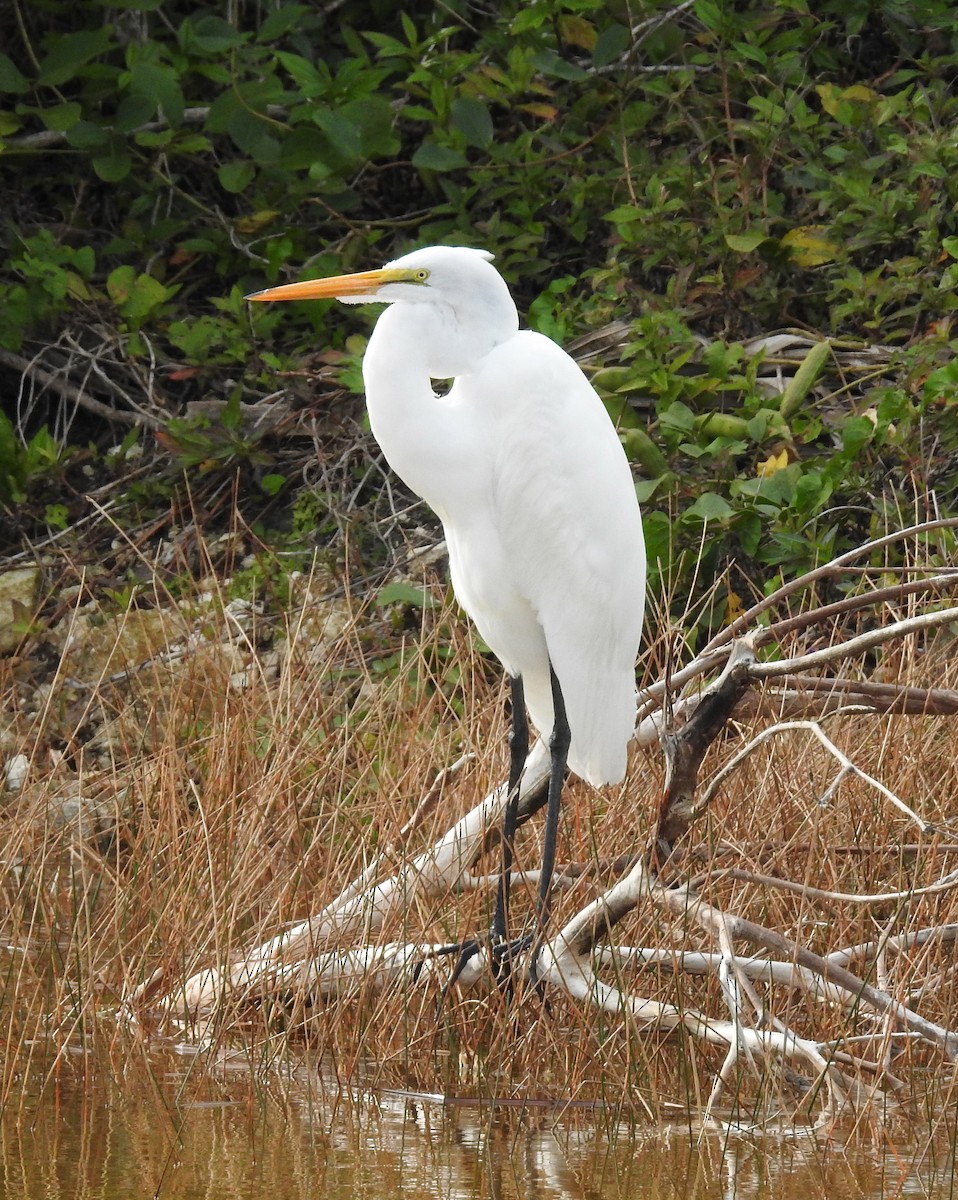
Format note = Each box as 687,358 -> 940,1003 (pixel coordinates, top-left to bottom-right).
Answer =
749,607 -> 958,679
733,675 -> 958,718
687,865 -> 958,905
653,637 -> 757,862
755,572 -> 958,649
0,346 -> 162,430
704,517 -> 958,655
696,718 -> 933,832
652,883 -> 958,1060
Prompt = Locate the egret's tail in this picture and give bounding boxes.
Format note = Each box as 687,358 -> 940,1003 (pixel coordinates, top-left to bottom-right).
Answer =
523,659 -> 635,787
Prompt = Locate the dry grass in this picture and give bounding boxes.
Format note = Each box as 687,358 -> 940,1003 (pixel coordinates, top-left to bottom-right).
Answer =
2,539 -> 958,1132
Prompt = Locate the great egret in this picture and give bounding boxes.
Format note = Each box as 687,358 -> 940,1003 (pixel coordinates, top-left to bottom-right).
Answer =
248,246 -> 646,978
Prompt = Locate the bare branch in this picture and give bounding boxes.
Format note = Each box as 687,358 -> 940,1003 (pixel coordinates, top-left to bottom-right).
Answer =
703,517 -> 958,655
688,866 -> 958,905
750,607 -> 958,679
651,884 -> 958,1061
0,345 -> 163,430
696,718 -> 932,831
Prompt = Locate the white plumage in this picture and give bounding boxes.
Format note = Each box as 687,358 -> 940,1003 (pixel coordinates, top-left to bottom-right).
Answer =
250,245 -> 646,787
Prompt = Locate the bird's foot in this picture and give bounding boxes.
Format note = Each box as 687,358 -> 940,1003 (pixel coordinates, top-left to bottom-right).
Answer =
444,930 -> 537,997
445,937 -> 483,991
489,931 -> 535,990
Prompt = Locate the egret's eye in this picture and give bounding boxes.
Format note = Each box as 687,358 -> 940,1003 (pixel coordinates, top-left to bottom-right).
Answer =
414,269 -> 430,282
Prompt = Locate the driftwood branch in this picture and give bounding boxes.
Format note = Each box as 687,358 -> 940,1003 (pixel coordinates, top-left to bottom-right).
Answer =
0,344 -> 165,429
149,521 -> 958,1115
652,637 -> 756,865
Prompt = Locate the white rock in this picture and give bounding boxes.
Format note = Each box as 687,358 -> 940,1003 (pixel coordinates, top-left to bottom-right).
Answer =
0,566 -> 41,653
4,754 -> 29,791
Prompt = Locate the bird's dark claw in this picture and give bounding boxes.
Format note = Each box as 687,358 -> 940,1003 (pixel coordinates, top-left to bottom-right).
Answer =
443,929 -> 537,998
489,931 -> 535,987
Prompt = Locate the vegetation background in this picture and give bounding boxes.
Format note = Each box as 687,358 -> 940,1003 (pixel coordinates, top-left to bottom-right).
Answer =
2,0 -> 958,1119
2,0 -> 957,623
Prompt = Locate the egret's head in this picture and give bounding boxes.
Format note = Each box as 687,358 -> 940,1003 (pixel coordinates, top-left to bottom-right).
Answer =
247,245 -> 515,315
247,245 -> 520,375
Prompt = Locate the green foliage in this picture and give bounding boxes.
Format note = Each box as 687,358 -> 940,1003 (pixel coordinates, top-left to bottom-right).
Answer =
597,321 -> 954,636
0,412 -> 64,505
2,0 -> 958,630
156,394 -> 278,477
6,0 -> 957,340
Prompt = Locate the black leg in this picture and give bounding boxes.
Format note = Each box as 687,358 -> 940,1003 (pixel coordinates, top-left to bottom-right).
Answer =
536,665 -> 571,931
492,675 -> 528,943
446,675 -> 527,992
447,669 -> 567,995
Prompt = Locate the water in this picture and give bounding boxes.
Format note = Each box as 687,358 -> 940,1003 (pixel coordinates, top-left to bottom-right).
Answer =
1,1044 -> 955,1200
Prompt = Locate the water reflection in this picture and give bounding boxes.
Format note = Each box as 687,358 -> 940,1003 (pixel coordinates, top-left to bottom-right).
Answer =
0,1045 -> 953,1200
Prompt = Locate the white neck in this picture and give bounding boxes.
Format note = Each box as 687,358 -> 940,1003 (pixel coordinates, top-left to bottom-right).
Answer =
361,298 -> 516,519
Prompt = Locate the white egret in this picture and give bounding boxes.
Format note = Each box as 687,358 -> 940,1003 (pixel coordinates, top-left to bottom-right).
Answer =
248,246 -> 646,978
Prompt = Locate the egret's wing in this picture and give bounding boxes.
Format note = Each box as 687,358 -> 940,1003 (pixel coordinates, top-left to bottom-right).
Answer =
474,332 -> 646,784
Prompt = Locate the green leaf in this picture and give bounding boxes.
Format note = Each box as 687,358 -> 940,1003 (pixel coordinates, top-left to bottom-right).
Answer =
114,93 -> 157,133
412,142 -> 467,171
93,148 -> 132,182
734,465 -> 800,505
363,31 -> 408,58
41,102 -> 82,132
107,267 -> 171,324
275,51 -> 323,92
38,29 -> 113,87
107,265 -> 135,302
343,96 -> 400,158
794,471 -> 830,514
724,230 -> 768,253
228,110 -> 281,164
734,40 -> 767,66
529,49 -> 587,81
45,504 -> 69,530
604,205 -> 644,225
258,4 -> 310,42
64,119 -> 110,150
841,416 -> 874,456
400,12 -> 418,46
450,96 -> 493,148
0,53 -> 29,94
511,9 -> 547,34
186,15 -> 243,52
128,62 -> 184,126
634,476 -> 667,502
593,23 -> 629,68
657,401 -> 696,434
641,511 -> 673,578
278,125 -> 329,170
75,245 -> 95,278
375,582 -> 437,609
219,160 -> 255,192
734,510 -> 762,556
259,473 -> 286,496
780,226 -> 838,268
923,359 -> 958,402
694,0 -> 724,31
685,492 -> 735,522
205,90 -> 241,134
314,108 -> 363,160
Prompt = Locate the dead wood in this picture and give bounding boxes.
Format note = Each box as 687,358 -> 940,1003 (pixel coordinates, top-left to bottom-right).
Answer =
652,637 -> 756,868
149,518 -> 958,1117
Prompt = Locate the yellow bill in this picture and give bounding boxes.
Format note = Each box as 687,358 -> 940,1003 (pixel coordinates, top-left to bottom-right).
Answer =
246,266 -> 418,303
